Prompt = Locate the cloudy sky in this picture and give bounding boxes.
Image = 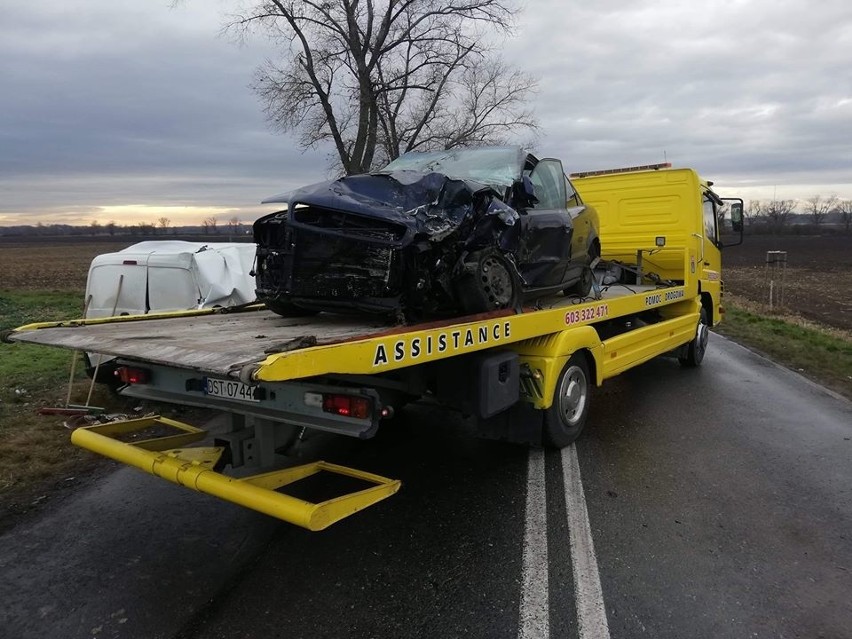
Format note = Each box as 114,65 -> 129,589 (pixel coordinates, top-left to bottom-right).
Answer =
2,0 -> 851,227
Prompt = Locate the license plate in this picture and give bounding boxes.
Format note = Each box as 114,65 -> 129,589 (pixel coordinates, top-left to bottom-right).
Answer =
204,378 -> 260,403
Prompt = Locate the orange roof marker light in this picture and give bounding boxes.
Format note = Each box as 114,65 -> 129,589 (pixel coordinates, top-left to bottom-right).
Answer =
570,162 -> 672,179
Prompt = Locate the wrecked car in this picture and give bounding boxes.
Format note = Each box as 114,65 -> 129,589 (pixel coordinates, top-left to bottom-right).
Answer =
253,146 -> 600,321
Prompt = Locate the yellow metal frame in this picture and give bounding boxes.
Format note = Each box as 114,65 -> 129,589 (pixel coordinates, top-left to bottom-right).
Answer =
250,282 -> 693,383
14,303 -> 266,333
71,416 -> 400,531
512,305 -> 699,410
11,253 -> 700,387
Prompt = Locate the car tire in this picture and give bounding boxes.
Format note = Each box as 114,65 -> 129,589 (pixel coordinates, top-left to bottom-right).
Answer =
678,307 -> 709,367
543,352 -> 591,448
565,265 -> 594,298
456,249 -> 521,314
262,298 -> 318,317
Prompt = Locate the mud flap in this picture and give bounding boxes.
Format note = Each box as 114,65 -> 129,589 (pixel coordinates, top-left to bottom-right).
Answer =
474,401 -> 543,446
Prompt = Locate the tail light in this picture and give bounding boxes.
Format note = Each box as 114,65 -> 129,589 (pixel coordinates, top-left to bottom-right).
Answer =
321,394 -> 371,419
114,366 -> 150,384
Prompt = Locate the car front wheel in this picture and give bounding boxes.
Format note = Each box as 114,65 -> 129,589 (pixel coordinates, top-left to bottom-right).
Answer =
456,249 -> 521,314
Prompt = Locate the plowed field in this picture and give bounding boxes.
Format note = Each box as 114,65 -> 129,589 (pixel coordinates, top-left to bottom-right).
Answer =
0,241 -> 130,292
722,235 -> 852,332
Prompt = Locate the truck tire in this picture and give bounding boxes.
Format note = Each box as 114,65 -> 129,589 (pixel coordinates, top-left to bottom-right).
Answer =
543,352 -> 591,448
678,307 -> 709,368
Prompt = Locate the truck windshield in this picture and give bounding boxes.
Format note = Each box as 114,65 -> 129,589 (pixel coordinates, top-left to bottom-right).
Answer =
380,147 -> 524,188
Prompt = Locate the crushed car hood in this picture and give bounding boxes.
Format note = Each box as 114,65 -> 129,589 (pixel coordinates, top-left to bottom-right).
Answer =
261,170 -> 517,244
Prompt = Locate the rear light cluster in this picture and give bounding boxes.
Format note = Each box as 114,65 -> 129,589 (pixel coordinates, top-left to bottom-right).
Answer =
114,366 -> 150,384
305,391 -> 378,419
322,394 -> 371,419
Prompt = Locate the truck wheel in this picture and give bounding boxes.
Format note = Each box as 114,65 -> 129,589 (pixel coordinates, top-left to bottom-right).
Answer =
543,352 -> 591,448
678,307 -> 709,368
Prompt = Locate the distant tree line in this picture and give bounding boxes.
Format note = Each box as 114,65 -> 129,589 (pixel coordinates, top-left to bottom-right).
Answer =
744,195 -> 852,234
5,199 -> 851,238
0,216 -> 248,238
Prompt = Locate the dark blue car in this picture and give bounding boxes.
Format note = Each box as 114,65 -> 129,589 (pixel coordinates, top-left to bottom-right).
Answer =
253,146 -> 600,321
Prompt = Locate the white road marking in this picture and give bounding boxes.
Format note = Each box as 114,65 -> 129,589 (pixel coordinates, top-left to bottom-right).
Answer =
519,447 -> 549,639
561,444 -> 611,639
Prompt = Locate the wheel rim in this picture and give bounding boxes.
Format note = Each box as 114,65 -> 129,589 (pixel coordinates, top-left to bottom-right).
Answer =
480,256 -> 514,307
695,321 -> 709,359
558,364 -> 588,428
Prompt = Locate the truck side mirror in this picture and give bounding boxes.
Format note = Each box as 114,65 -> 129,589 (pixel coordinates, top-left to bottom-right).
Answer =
730,202 -> 743,233
720,197 -> 744,247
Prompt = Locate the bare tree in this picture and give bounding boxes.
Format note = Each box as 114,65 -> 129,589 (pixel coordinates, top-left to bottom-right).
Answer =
90,219 -> 101,235
804,194 -> 838,229
228,216 -> 242,234
745,199 -> 766,228
157,216 -> 171,233
105,220 -> 117,236
202,217 -> 218,234
764,199 -> 797,234
231,0 -> 537,174
838,199 -> 852,234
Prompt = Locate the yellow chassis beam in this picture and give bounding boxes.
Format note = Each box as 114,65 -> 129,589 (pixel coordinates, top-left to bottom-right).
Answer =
14,303 -> 266,332
71,416 -> 400,531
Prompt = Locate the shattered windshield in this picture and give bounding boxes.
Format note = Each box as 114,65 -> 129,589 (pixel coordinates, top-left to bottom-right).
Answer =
380,147 -> 525,189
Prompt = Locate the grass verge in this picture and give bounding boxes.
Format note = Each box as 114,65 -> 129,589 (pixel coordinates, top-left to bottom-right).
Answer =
1,289 -> 212,532
715,296 -> 852,400
0,290 -> 129,528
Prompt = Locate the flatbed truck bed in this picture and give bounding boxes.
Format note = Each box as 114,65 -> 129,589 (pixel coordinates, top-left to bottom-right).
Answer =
12,282 -> 677,383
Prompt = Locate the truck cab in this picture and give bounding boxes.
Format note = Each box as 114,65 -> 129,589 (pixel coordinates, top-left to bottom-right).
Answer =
571,163 -> 743,327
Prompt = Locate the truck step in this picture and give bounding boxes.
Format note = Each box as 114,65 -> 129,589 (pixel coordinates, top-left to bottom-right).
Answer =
71,415 -> 401,531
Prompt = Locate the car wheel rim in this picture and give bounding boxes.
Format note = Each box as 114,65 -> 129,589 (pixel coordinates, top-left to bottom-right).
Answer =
559,365 -> 587,428
480,256 -> 513,307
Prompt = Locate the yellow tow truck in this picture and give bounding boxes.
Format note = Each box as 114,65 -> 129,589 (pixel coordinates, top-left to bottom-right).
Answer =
7,163 -> 743,531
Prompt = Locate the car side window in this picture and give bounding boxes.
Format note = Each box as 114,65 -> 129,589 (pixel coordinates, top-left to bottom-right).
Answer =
529,159 -> 567,210
565,176 -> 581,208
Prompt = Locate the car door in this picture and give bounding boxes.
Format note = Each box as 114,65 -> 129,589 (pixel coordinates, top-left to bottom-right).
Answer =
565,174 -> 591,272
517,158 -> 573,288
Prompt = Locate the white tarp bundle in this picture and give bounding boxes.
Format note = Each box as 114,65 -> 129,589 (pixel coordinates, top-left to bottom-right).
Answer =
85,241 -> 257,319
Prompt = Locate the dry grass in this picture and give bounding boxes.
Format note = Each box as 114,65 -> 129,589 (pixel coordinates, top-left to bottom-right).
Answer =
0,382 -> 116,491
722,292 -> 852,342
715,299 -> 852,400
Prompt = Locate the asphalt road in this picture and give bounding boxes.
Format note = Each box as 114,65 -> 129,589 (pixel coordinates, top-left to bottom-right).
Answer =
1,335 -> 850,639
